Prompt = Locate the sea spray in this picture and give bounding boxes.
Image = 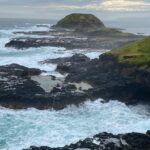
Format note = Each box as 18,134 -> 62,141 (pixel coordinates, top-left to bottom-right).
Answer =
0,99 -> 150,150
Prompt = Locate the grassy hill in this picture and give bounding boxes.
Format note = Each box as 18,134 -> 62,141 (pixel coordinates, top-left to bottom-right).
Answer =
53,13 -> 105,30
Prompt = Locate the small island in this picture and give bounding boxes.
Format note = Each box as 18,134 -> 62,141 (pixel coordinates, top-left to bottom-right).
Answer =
5,13 -> 142,50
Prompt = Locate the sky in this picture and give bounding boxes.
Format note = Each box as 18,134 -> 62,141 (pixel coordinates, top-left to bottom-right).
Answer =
0,0 -> 150,20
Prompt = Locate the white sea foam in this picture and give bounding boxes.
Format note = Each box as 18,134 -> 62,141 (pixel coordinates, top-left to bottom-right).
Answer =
0,27 -> 108,76
0,99 -> 150,150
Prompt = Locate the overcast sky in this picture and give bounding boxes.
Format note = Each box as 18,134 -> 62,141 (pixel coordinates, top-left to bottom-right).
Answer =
0,0 -> 150,20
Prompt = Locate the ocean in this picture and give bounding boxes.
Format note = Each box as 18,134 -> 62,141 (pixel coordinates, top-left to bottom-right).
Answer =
0,18 -> 150,150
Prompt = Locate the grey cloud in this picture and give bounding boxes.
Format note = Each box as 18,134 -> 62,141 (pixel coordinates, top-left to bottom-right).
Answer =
0,0 -> 150,19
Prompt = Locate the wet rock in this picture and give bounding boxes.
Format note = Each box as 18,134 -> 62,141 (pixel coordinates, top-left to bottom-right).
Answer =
45,53 -> 150,104
5,36 -> 141,50
2,50 -> 150,108
42,53 -> 90,64
41,54 -> 90,74
0,63 -> 42,77
0,64 -> 88,110
24,131 -> 150,150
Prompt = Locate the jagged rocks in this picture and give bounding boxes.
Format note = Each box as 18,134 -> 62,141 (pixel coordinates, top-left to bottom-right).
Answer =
0,64 -> 88,109
23,131 -> 150,150
42,53 -> 150,105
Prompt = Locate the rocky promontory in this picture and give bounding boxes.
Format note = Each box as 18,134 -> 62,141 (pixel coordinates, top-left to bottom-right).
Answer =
42,36 -> 150,105
5,13 -> 142,50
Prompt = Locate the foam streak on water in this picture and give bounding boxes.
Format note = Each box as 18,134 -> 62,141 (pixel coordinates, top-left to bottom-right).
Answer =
0,100 -> 150,150
0,26 -> 107,76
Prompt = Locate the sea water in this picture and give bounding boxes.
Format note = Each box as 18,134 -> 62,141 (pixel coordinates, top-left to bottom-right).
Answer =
0,100 -> 150,150
0,18 -> 150,150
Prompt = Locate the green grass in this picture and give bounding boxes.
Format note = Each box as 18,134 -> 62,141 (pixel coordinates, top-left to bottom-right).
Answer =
109,36 -> 150,66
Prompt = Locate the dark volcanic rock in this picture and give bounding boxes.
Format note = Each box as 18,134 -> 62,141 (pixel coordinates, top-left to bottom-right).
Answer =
0,63 -> 42,76
4,52 -> 150,110
42,53 -> 90,64
0,64 -> 88,109
42,53 -> 90,74
73,54 -> 150,104
45,53 -> 150,104
5,36 -> 141,50
24,131 -> 150,150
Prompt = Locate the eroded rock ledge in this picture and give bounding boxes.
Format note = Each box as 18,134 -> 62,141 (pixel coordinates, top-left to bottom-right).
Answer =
24,131 -> 150,150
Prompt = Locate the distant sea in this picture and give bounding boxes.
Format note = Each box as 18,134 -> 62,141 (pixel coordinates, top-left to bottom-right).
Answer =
0,17 -> 149,35
0,18 -> 56,30
104,17 -> 150,35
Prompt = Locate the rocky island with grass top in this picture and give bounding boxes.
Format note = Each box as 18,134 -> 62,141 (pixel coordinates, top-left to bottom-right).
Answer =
52,13 -> 105,31
5,13 -> 142,50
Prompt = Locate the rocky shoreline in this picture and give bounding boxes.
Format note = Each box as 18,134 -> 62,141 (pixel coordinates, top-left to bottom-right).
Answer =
24,131 -> 150,150
0,63 -> 89,109
1,52 -> 150,109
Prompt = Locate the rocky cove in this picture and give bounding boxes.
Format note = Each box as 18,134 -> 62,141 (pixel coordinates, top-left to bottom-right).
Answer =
0,13 -> 150,150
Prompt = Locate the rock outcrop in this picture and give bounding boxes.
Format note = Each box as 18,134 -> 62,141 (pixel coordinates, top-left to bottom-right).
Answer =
0,64 -> 88,109
64,53 -> 150,104
24,131 -> 150,150
42,37 -> 150,105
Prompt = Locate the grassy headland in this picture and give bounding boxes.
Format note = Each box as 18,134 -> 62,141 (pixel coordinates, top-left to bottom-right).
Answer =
109,36 -> 150,66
